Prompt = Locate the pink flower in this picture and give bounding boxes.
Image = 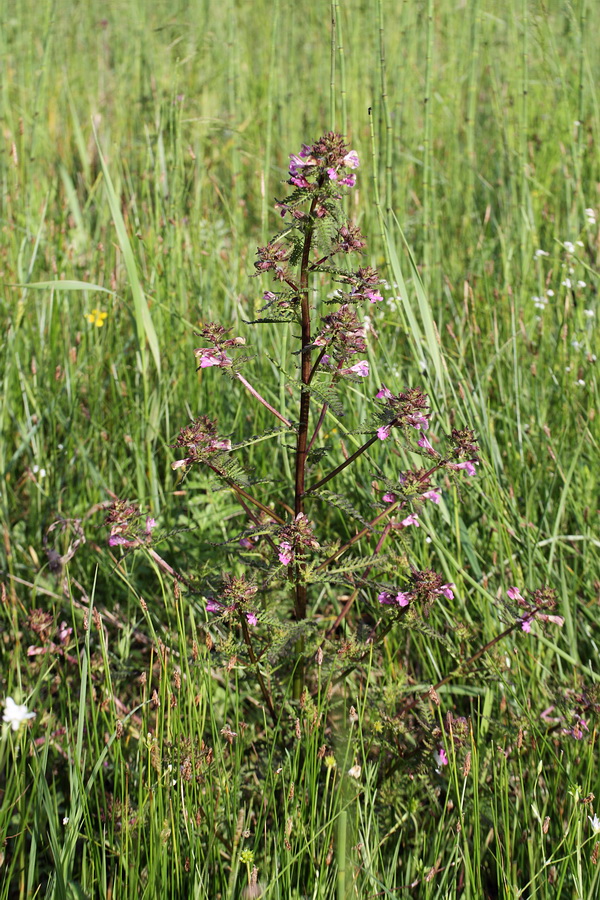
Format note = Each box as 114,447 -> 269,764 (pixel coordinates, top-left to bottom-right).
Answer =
343,150 -> 360,169
537,613 -> 565,627
348,360 -> 369,377
396,592 -> 411,607
376,385 -> 394,399
434,747 -> 448,767
108,535 -> 129,546
364,288 -> 382,303
417,434 -> 435,453
194,348 -> 233,369
206,599 -> 223,614
507,586 -> 525,602
278,541 -> 293,566
290,174 -> 310,189
521,618 -> 532,633
340,174 -> 357,187
400,514 -> 420,528
382,492 -> 397,503
456,461 -> 477,476
145,517 -> 156,532
246,613 -> 258,627
377,424 -> 392,440
422,490 -> 441,504
408,415 -> 429,431
378,590 -> 395,605
326,167 -> 338,180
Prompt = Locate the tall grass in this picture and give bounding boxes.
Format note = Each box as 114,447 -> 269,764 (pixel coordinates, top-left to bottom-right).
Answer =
1,0 -> 599,897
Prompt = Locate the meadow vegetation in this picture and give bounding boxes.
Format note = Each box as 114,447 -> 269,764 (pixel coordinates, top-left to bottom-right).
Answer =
0,0 -> 599,897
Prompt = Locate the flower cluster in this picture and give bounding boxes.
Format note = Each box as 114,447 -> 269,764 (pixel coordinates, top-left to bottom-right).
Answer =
314,305 -> 367,365
382,469 -> 441,506
171,416 -> 232,470
506,585 -> 564,632
378,568 -> 455,615
254,241 -> 291,282
339,266 -> 383,304
194,323 -> 246,370
105,500 -> 157,548
205,574 -> 259,626
288,132 -> 360,189
277,513 -> 320,566
375,386 -> 430,440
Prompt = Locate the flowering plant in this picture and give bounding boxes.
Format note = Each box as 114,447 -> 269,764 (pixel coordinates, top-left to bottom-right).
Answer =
107,132 -> 563,716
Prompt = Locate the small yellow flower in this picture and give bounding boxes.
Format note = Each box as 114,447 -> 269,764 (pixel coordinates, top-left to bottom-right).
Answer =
86,308 -> 108,327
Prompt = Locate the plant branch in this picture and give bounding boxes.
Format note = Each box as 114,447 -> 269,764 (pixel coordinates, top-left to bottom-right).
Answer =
304,434 -> 379,496
235,373 -> 293,427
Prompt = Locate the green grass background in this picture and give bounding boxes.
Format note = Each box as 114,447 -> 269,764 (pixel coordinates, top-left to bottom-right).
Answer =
0,0 -> 599,897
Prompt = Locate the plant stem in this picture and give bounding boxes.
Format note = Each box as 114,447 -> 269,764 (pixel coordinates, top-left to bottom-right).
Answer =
316,500 -> 403,573
235,373 -> 293,427
325,522 -> 392,638
240,615 -> 277,725
304,434 -> 379,496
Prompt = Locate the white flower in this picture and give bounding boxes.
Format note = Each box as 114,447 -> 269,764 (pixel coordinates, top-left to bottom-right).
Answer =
563,241 -> 575,253
347,765 -> 362,779
571,340 -> 584,351
562,279 -> 572,288
546,289 -> 555,297
584,309 -> 595,318
576,240 -> 584,247
62,817 -> 69,825
577,280 -> 586,288
534,249 -> 549,258
3,697 -> 36,731
589,815 -> 600,833
532,296 -> 547,310
31,465 -> 47,478
575,379 -> 586,387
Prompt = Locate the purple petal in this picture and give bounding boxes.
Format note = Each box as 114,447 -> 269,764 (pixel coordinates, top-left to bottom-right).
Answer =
382,492 -> 397,503
377,425 -> 392,441
507,586 -> 525,602
422,490 -> 441,504
246,613 -> 258,626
